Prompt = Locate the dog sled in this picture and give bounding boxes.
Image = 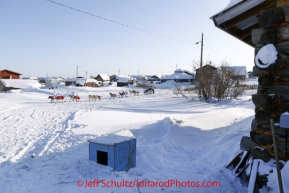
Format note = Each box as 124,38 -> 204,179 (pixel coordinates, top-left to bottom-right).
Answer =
144,88 -> 153,94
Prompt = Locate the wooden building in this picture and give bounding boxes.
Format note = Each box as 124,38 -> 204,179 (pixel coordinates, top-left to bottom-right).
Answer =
0,69 -> 22,79
210,0 -> 281,47
211,0 -> 289,191
64,78 -> 78,86
195,65 -> 217,81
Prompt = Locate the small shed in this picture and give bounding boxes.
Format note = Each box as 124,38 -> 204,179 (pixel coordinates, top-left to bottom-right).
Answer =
117,76 -> 130,87
88,134 -> 136,172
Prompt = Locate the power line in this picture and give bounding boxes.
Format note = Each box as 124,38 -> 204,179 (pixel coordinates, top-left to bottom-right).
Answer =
46,0 -> 194,44
138,0 -> 191,38
202,44 -> 247,65
112,2 -> 188,38
203,44 -> 226,55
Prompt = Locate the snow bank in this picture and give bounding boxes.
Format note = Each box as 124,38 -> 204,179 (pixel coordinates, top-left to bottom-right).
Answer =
0,84 -> 286,193
0,79 -> 41,88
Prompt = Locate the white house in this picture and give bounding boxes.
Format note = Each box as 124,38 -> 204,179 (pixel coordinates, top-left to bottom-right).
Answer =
95,74 -> 110,82
222,66 -> 248,79
45,78 -> 64,89
160,69 -> 194,83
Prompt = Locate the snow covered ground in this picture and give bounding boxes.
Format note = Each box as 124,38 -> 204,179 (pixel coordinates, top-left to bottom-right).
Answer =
0,80 -> 288,193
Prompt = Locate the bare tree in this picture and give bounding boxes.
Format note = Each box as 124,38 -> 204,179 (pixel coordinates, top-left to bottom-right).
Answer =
192,60 -> 200,71
198,60 -> 245,102
198,68 -> 213,100
172,82 -> 183,97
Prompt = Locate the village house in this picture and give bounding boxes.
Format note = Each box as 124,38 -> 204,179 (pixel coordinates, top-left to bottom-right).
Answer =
0,69 -> 22,79
195,65 -> 217,81
148,75 -> 161,81
129,75 -> 148,82
75,78 -> 100,87
109,75 -> 118,82
95,74 -> 110,83
221,66 -> 248,80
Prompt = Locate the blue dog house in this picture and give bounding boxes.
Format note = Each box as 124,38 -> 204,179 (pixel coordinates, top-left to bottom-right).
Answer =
88,134 -> 136,172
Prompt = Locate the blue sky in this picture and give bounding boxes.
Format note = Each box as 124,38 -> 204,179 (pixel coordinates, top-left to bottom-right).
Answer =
1,0 -> 254,78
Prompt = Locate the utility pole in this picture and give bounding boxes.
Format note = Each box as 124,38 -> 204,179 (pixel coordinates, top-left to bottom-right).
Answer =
195,33 -> 204,69
85,71 -> 87,87
76,65 -> 78,78
200,33 -> 203,68
195,33 -> 204,96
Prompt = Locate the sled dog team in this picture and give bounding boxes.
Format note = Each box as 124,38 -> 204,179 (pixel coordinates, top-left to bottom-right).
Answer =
109,90 -> 139,100
49,90 -> 141,102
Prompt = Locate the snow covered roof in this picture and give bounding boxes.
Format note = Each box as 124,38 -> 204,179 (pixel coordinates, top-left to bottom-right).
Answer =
130,75 -> 147,78
222,0 -> 243,10
0,69 -> 22,75
161,72 -> 193,80
211,0 -> 264,24
65,78 -> 79,82
98,74 -> 110,81
0,79 -> 41,89
210,0 -> 276,47
117,75 -> 132,83
174,69 -> 183,73
75,78 -> 97,85
88,134 -> 135,145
